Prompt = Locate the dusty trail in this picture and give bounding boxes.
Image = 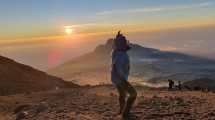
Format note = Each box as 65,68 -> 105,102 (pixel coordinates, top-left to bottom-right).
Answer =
1,86 -> 215,120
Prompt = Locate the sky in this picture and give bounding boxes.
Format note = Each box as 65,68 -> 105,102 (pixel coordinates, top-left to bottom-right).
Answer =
0,0 -> 215,70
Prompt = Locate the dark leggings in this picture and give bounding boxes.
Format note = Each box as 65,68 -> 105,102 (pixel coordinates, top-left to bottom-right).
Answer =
116,80 -> 137,117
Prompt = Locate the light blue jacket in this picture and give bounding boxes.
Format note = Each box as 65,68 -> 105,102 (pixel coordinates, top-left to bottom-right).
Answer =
111,50 -> 130,86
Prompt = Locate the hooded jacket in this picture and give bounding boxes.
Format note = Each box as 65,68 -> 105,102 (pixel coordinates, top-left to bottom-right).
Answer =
111,31 -> 130,85
111,50 -> 130,85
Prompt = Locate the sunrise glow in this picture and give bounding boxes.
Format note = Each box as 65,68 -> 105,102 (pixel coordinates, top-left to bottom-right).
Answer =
0,0 -> 215,69
65,28 -> 73,35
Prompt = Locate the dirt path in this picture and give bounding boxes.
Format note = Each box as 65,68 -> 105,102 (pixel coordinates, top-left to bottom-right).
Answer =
1,86 -> 215,120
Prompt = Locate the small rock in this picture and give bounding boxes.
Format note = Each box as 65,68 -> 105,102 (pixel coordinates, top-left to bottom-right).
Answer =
14,105 -> 30,114
16,111 -> 28,120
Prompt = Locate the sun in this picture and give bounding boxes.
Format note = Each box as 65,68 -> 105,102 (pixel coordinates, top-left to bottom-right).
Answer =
65,28 -> 73,35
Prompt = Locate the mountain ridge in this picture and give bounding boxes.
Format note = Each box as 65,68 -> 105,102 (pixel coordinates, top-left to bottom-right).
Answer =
0,55 -> 78,96
48,39 -> 215,85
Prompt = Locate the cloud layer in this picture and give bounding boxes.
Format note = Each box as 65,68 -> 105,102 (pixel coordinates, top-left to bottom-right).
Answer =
97,2 -> 214,15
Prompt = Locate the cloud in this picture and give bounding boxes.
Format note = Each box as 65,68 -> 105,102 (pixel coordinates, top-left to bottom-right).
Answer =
64,23 -> 98,28
97,2 -> 214,15
160,46 -> 178,51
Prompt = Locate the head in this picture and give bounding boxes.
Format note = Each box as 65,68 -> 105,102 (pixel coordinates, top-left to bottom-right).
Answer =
113,31 -> 131,51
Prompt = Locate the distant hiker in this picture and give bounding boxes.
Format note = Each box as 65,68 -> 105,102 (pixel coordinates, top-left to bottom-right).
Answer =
111,31 -> 137,118
168,79 -> 174,90
177,81 -> 182,90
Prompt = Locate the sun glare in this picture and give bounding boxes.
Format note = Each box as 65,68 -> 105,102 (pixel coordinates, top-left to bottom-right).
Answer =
65,28 -> 73,35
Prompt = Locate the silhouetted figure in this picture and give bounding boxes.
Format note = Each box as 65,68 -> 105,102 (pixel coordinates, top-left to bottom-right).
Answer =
111,31 -> 137,119
177,81 -> 182,90
168,79 -> 174,90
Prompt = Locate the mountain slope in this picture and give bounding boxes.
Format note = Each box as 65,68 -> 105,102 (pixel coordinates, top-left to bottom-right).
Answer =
0,55 -> 78,96
2,86 -> 215,120
183,78 -> 215,90
48,39 -> 215,85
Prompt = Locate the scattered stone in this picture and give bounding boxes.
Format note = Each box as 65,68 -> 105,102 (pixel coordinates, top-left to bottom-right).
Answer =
14,104 -> 30,114
16,111 -> 28,120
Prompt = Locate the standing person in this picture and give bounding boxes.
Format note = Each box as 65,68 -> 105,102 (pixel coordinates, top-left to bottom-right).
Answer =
111,31 -> 137,119
177,81 -> 182,90
168,79 -> 174,90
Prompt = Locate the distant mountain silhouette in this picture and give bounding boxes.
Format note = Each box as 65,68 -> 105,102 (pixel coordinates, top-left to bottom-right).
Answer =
48,39 -> 215,85
0,55 -> 78,95
183,78 -> 215,90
